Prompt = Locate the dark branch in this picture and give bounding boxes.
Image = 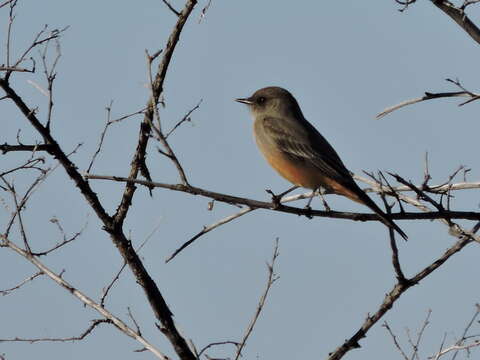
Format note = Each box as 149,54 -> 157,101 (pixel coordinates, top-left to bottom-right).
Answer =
85,174 -> 480,224
161,0 -> 181,16
431,0 -> 480,45
0,143 -> 53,154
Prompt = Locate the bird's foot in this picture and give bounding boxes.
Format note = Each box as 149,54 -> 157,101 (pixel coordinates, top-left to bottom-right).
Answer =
303,204 -> 314,219
266,189 -> 283,209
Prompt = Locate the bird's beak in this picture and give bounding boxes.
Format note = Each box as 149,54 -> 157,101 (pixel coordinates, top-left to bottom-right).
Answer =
235,97 -> 253,105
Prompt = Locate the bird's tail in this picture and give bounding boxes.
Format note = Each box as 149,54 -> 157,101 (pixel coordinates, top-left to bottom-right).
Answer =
359,193 -> 408,240
337,184 -> 408,240
326,178 -> 408,240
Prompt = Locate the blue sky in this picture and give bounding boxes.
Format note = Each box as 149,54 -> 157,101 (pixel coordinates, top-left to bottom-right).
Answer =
2,1 -> 480,359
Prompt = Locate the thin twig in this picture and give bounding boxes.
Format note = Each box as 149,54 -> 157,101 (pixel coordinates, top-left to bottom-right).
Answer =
165,99 -> 202,139
114,0 -> 197,228
198,0 -> 213,22
87,101 -> 113,173
0,2 -> 199,357
0,0 -> 14,9
450,303 -> 480,360
234,239 -> 279,360
383,321 -> 409,360
0,272 -> 43,295
0,319 -> 110,343
145,50 -> 189,185
198,341 -> 240,358
1,235 -> 169,359
161,0 -> 180,16
376,91 -> 473,119
409,310 -> 431,360
326,235 -> 473,360
101,220 -> 162,306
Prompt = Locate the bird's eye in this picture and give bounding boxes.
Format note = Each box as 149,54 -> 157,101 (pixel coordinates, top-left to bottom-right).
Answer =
257,96 -> 266,104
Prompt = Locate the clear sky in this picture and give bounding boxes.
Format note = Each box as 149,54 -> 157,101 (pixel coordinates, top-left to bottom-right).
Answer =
2,1 -> 480,359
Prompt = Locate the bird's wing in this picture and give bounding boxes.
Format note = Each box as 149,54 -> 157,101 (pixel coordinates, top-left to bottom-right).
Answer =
262,116 -> 354,185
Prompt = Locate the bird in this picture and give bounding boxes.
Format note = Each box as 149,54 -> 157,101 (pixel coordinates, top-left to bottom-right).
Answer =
235,86 -> 407,240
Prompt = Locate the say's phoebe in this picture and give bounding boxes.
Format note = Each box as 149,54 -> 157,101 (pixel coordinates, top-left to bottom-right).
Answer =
236,86 -> 407,240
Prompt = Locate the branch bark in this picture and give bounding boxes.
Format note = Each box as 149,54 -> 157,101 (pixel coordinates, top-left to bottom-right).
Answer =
431,0 -> 480,45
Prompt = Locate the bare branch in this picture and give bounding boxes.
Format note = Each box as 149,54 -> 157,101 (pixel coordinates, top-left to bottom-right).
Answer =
165,99 -> 202,139
1,235 -> 169,359
0,271 -> 43,296
161,0 -> 181,16
383,321 -> 409,360
166,206 -> 254,263
327,235 -> 472,360
395,1 -> 480,44
431,340 -> 480,359
101,221 -> 161,306
376,91 -> 473,119
409,310 -> 431,360
0,144 -> 52,154
0,66 -> 33,72
1,2 -> 200,358
461,0 -> 480,10
85,173 -> 480,225
0,0 -> 14,9
449,303 -> 480,360
30,217 -> 87,256
144,49 -> 189,185
87,101 -> 113,173
0,157 -> 46,177
234,239 -> 279,360
198,0 -> 213,22
0,319 -> 110,343
113,0 -> 197,228
4,0 -> 17,70
431,0 -> 480,45
166,188 -> 322,262
198,341 -> 240,358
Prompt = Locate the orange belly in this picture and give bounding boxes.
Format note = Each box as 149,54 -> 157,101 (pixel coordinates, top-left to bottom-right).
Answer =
261,149 -> 363,203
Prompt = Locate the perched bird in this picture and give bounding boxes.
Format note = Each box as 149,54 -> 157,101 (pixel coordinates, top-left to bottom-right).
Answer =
236,86 -> 407,240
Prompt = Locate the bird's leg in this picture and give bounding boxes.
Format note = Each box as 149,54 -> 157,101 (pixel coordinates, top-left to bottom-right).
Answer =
318,189 -> 331,212
304,188 -> 317,210
266,186 -> 298,208
305,188 -> 331,212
